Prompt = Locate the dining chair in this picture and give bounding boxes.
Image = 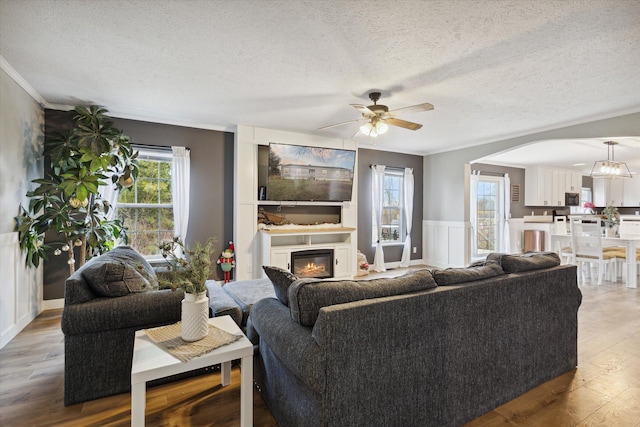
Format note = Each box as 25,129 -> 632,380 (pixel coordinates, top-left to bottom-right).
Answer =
554,217 -> 572,264
570,223 -> 617,285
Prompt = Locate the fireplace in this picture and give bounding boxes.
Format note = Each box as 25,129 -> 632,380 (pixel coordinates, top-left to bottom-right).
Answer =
291,249 -> 334,279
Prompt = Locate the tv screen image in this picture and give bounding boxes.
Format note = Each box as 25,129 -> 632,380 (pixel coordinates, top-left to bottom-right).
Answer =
267,143 -> 356,202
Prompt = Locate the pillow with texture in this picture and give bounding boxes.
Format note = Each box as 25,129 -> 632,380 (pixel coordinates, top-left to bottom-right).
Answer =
262,266 -> 298,306
82,261 -> 151,297
486,252 -> 560,273
432,262 -> 504,286
289,268 -> 437,326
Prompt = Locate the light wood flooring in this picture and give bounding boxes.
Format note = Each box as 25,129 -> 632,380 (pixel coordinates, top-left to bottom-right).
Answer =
1,272 -> 638,426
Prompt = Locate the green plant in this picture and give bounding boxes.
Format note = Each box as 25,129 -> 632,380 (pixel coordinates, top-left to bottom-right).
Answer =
15,106 -> 138,274
602,205 -> 620,228
157,237 -> 216,294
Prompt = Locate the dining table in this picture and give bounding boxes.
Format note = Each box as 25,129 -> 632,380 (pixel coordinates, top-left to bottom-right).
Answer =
550,233 -> 640,288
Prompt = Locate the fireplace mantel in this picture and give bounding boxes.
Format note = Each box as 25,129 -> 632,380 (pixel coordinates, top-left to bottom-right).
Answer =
258,227 -> 355,279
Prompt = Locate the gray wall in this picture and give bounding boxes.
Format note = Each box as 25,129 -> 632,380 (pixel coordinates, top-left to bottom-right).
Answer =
357,148 -> 423,265
424,112 -> 640,222
43,111 -> 234,299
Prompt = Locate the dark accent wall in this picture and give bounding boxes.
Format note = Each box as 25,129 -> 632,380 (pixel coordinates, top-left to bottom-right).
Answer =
357,148 -> 423,265
43,110 -> 234,299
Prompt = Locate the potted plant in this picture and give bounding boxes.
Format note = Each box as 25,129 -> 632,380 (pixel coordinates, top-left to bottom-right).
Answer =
15,106 -> 138,274
157,237 -> 216,341
602,205 -> 620,237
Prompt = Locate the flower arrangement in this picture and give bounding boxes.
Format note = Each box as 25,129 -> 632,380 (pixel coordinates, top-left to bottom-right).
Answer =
583,201 -> 595,214
157,237 -> 216,294
601,205 -> 620,229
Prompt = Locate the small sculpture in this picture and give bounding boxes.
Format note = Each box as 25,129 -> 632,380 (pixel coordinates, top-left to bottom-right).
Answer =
217,241 -> 235,283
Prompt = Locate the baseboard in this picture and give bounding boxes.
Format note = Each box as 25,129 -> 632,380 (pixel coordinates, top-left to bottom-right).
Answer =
43,298 -> 64,310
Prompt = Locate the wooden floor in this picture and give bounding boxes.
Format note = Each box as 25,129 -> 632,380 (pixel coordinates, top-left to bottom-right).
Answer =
1,273 -> 638,426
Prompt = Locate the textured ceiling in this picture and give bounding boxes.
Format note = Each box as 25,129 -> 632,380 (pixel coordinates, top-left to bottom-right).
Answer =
1,0 -> 639,159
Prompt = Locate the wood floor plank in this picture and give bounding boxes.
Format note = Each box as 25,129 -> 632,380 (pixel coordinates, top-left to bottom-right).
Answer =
0,274 -> 638,426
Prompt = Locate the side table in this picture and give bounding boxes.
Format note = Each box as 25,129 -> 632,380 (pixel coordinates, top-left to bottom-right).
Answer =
131,315 -> 253,426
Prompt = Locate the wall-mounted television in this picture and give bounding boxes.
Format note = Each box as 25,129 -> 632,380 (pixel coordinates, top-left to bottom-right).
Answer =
267,143 -> 356,202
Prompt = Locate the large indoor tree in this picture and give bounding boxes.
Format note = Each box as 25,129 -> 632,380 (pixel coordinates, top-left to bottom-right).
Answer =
15,106 -> 139,274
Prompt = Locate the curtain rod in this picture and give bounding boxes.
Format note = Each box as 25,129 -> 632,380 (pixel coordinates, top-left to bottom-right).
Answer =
471,170 -> 504,177
370,165 -> 413,172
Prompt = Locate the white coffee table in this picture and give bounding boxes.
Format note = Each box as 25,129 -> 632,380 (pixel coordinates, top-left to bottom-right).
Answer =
131,315 -> 253,426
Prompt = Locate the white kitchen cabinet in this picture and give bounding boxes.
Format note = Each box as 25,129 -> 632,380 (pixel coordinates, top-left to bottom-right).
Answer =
526,167 -> 584,207
622,178 -> 640,207
525,167 -> 552,206
593,179 -> 625,207
568,171 -> 582,193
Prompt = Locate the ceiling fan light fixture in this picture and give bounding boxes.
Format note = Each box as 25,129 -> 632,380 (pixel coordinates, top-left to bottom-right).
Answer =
589,141 -> 633,179
376,122 -> 388,135
360,122 -> 373,135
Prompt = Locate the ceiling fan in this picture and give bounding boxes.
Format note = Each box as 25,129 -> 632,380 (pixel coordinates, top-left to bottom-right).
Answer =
318,92 -> 434,137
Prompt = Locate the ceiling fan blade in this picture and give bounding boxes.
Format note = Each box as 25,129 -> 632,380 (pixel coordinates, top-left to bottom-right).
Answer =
385,118 -> 423,131
388,102 -> 434,115
350,104 -> 375,116
317,118 -> 366,131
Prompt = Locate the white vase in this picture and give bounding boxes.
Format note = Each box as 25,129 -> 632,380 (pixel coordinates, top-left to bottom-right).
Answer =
181,291 -> 209,342
605,226 -> 617,237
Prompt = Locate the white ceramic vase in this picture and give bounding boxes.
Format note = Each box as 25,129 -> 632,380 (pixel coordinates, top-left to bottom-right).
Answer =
605,226 -> 617,237
181,291 -> 209,342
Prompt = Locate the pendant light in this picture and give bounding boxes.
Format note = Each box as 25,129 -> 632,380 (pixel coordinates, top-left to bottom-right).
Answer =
589,141 -> 632,179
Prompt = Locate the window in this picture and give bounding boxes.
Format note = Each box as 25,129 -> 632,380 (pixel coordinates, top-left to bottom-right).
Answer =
116,148 -> 173,257
372,169 -> 405,245
474,176 -> 504,257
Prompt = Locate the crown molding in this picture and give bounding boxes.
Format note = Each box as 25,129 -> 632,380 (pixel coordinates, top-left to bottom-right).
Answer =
0,55 -> 47,106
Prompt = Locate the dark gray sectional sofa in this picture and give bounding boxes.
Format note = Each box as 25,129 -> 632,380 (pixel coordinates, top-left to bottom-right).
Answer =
249,252 -> 582,427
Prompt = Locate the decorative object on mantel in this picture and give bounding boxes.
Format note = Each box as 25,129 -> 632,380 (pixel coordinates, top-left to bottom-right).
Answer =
589,141 -> 633,179
583,201 -> 595,214
602,205 -> 620,237
144,322 -> 243,362
258,207 -> 290,225
355,250 -> 370,276
158,237 -> 216,341
217,241 -> 235,283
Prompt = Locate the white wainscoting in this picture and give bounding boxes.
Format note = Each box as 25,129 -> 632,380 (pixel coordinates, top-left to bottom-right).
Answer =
0,232 -> 42,349
423,220 -> 469,268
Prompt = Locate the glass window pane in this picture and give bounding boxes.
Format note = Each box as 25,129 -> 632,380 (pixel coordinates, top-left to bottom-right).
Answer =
137,179 -> 159,203
159,162 -> 171,179
159,179 -> 172,203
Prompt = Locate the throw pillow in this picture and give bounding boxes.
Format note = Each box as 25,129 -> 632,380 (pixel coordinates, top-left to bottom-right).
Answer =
262,265 -> 298,306
431,261 -> 504,286
82,261 -> 151,297
486,252 -> 561,273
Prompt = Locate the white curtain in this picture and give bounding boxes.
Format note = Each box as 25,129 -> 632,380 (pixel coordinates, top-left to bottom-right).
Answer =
400,168 -> 414,267
172,147 -> 190,247
470,171 -> 479,257
372,164 -> 386,272
502,173 -> 511,253
98,172 -> 119,221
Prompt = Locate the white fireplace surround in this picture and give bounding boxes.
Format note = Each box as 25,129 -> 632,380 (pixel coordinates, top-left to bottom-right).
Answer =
234,126 -> 358,281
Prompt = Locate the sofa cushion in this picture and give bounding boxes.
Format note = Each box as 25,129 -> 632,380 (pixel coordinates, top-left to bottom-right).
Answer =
486,252 -> 561,273
263,266 -> 298,306
432,261 -> 504,286
82,261 -> 152,297
289,268 -> 437,326
80,246 -> 157,297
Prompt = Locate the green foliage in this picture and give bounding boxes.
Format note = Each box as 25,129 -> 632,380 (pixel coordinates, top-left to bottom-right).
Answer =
602,205 -> 620,228
156,237 -> 216,294
15,106 -> 138,272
